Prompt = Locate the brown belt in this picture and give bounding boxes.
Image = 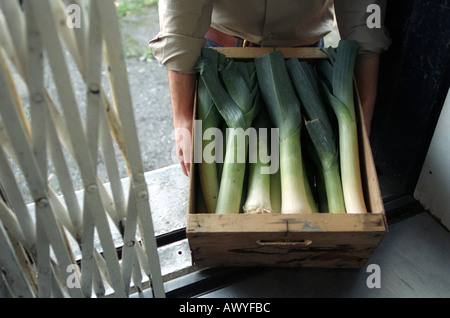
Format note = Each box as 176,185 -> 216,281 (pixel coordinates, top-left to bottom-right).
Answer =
205,27 -> 260,47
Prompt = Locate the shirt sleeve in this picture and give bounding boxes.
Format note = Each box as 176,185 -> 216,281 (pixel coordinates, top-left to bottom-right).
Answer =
148,0 -> 213,74
334,0 -> 392,61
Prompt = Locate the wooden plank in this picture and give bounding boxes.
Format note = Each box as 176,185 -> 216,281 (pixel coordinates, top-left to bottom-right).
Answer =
275,47 -> 328,59
188,213 -> 387,234
212,47 -> 328,59
213,47 -> 275,59
354,84 -> 385,215
189,227 -> 386,268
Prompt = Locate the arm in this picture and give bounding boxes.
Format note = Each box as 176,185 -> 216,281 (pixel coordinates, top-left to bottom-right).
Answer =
355,55 -> 379,136
168,70 -> 196,176
149,0 -> 213,176
334,0 -> 391,136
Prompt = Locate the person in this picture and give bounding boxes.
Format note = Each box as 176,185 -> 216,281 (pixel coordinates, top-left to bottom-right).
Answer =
149,0 -> 391,177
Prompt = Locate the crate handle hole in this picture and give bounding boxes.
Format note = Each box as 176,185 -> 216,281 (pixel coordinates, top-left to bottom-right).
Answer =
256,239 -> 312,247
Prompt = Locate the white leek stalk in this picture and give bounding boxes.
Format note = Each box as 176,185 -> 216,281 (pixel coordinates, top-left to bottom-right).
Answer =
243,112 -> 273,214
318,40 -> 368,214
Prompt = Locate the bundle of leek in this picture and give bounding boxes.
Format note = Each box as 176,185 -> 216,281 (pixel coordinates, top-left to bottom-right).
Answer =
317,40 -> 367,214
286,59 -> 346,214
196,49 -> 261,214
255,51 -> 317,214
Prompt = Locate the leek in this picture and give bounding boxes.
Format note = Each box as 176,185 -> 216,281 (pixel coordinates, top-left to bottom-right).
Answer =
243,111 -> 273,214
196,49 -> 261,214
286,59 -> 346,214
196,49 -> 223,213
317,40 -> 368,214
255,51 -> 317,214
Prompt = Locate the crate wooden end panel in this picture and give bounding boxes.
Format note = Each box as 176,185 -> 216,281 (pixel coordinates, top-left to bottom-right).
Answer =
187,47 -> 388,269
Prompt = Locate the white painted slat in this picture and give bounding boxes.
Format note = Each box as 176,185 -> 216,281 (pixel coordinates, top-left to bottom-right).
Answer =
36,220 -> 52,298
91,251 -> 107,297
0,134 -> 36,248
68,0 -> 88,66
131,252 -> 144,297
0,0 -> 27,79
99,111 -> 127,221
96,0 -> 165,298
47,119 -> 83,236
0,218 -> 35,298
94,249 -> 111,294
49,0 -> 85,77
121,185 -> 141,295
49,263 -> 66,298
85,0 -> 102,164
26,0 -> 47,177
0,200 -> 27,249
80,201 -> 95,298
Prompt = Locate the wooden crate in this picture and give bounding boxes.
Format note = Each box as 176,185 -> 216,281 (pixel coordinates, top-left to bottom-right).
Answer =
186,47 -> 388,268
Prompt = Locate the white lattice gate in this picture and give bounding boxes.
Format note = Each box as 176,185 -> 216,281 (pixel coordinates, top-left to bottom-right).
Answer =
0,0 -> 165,298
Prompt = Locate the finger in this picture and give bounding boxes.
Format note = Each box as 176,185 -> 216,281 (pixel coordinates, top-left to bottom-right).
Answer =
180,162 -> 188,177
183,146 -> 191,177
178,147 -> 189,177
182,141 -> 192,178
184,160 -> 191,177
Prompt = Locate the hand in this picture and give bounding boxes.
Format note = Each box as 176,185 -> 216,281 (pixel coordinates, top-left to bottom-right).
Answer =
173,117 -> 193,177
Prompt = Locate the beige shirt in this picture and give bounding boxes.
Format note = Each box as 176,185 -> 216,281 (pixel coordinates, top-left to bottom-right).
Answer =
149,0 -> 391,74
